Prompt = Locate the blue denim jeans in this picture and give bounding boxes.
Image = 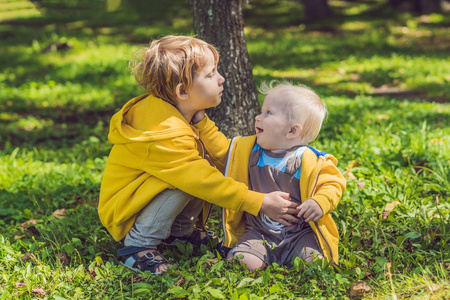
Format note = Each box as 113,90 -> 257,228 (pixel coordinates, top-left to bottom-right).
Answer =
124,189 -> 204,249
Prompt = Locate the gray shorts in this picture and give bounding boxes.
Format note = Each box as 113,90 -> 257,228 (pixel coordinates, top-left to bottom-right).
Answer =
232,214 -> 322,266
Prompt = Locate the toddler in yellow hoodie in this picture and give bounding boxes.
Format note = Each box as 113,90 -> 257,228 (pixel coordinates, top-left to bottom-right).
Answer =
98,36 -> 300,274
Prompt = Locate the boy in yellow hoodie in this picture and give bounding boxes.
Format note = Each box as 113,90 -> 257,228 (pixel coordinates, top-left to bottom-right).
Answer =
98,36 -> 300,274
198,82 -> 346,270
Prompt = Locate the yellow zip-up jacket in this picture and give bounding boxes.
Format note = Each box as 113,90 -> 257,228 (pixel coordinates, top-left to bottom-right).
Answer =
222,136 -> 346,263
98,94 -> 264,241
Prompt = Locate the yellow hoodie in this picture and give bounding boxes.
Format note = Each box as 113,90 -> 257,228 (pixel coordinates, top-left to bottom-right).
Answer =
98,94 -> 264,241
222,136 -> 346,263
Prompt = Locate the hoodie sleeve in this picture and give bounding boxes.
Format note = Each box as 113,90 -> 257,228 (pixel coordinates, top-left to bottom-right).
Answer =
194,115 -> 231,173
141,136 -> 263,215
311,159 -> 346,215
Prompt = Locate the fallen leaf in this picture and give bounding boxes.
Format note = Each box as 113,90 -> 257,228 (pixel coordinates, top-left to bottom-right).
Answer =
385,201 -> 401,212
382,211 -> 391,220
53,209 -> 66,219
90,268 -> 97,279
349,280 -> 371,298
58,252 -> 70,265
18,219 -> 37,228
21,253 -> 37,262
14,235 -> 26,240
205,258 -> 220,267
133,276 -> 148,283
174,277 -> 186,286
382,201 -> 401,219
31,287 -> 46,296
16,282 -> 26,287
343,171 -> 357,180
357,180 -> 365,189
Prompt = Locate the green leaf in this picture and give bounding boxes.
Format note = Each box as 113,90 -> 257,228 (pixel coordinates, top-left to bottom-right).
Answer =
237,277 -> 254,288
206,288 -> 225,299
269,284 -> 281,294
403,232 -> 421,240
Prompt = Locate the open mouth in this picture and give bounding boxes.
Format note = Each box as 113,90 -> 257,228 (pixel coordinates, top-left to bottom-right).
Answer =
256,127 -> 263,134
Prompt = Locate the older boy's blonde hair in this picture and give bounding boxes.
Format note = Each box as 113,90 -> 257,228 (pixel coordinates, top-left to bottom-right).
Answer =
260,81 -> 327,144
130,35 -> 219,105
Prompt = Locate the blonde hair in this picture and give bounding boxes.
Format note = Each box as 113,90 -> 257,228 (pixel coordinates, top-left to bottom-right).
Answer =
130,35 -> 219,105
260,81 -> 327,144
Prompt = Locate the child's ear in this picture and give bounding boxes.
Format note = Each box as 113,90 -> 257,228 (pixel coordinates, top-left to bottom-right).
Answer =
286,124 -> 302,140
176,83 -> 189,100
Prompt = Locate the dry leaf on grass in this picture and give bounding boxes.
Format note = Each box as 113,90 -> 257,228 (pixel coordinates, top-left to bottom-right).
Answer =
357,180 -> 365,189
343,171 -> 357,180
31,288 -> 47,296
382,201 -> 401,219
21,253 -> 37,262
174,277 -> 186,286
205,258 -> 220,267
15,282 -> 26,288
18,219 -> 37,228
349,280 -> 371,298
53,208 -> 66,219
132,276 -> 148,283
58,252 -> 70,265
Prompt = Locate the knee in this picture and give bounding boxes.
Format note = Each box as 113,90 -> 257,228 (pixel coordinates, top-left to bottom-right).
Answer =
232,251 -> 266,271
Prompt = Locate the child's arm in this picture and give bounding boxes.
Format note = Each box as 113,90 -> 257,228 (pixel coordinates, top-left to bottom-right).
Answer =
143,136 -> 299,224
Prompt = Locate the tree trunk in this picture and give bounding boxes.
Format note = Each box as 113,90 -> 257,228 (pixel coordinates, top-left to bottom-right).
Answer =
189,0 -> 259,137
301,0 -> 332,23
418,0 -> 442,14
388,0 -> 442,13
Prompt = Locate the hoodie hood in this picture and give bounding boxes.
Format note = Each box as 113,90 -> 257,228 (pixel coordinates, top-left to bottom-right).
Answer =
108,94 -> 194,145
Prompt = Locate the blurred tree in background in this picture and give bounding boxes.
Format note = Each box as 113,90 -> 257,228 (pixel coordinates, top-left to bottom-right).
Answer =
388,0 -> 443,14
190,0 -> 259,136
300,0 -> 332,23
18,0 -> 449,136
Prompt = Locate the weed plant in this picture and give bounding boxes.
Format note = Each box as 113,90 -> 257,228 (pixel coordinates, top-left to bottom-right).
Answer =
0,0 -> 449,299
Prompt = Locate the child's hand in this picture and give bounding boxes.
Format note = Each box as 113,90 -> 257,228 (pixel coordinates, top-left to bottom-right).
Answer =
297,199 -> 323,222
260,191 -> 300,226
191,110 -> 206,124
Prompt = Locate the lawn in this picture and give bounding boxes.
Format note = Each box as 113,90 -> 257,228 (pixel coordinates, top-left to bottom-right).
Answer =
0,0 -> 449,299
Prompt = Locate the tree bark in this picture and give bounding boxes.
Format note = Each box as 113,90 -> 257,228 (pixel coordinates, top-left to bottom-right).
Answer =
189,0 -> 259,137
300,0 -> 332,23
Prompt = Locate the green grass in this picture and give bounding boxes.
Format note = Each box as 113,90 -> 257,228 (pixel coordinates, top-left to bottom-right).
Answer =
1,0 -> 449,299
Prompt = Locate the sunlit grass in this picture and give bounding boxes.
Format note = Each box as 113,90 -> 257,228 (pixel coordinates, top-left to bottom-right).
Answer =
0,1 -> 449,299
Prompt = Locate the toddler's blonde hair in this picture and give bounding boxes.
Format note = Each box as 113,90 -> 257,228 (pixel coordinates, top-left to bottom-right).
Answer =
260,81 -> 327,144
130,35 -> 219,105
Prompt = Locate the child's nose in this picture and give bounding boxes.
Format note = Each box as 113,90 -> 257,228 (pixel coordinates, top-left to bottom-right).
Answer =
218,74 -> 225,85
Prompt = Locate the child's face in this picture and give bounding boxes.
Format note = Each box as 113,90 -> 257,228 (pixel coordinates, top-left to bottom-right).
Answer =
186,49 -> 225,111
255,90 -> 292,151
